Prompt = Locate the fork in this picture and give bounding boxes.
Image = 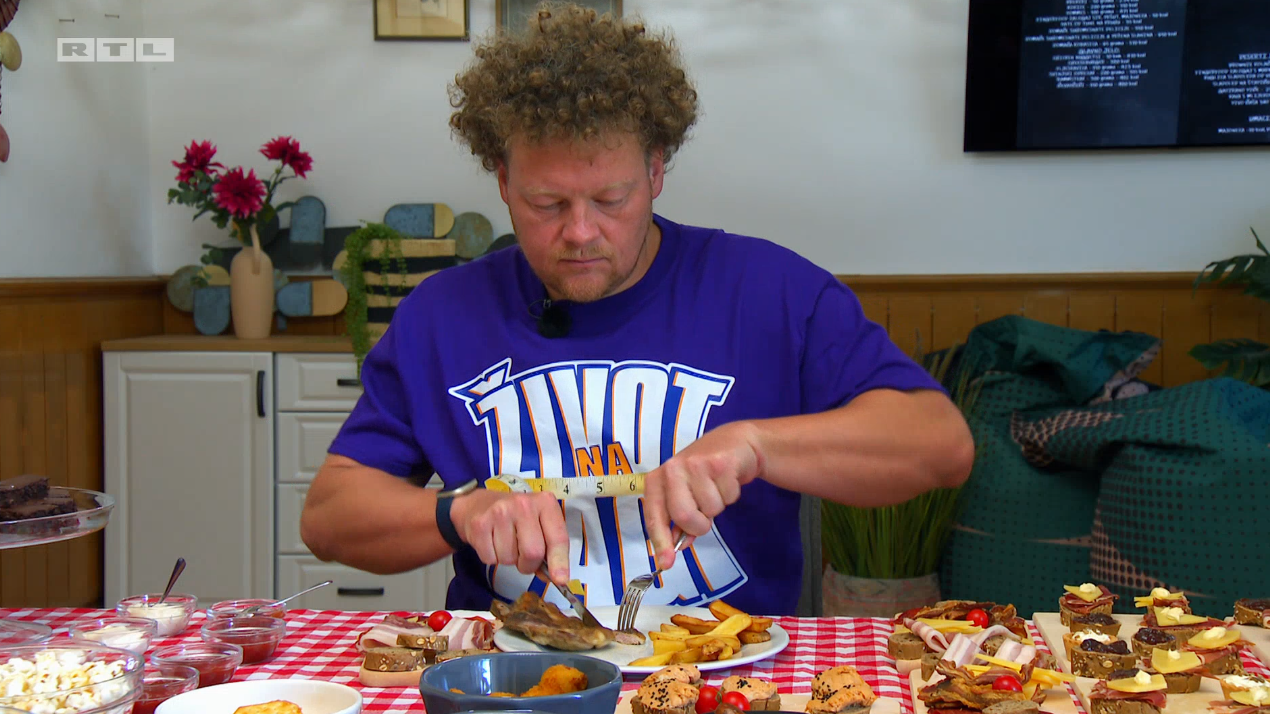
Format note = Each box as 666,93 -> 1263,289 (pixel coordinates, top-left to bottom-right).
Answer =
616,531 -> 690,632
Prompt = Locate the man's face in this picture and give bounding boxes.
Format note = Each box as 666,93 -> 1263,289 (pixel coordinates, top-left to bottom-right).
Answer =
497,132 -> 665,303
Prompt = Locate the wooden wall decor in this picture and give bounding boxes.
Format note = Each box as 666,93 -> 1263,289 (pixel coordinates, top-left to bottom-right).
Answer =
0,278 -> 165,607
841,273 -> 1269,388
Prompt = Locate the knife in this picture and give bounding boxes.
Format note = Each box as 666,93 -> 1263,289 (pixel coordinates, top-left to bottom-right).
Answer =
535,564 -> 604,631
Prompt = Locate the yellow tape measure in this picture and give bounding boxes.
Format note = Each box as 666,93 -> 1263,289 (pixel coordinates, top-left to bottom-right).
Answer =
483,473 -> 645,498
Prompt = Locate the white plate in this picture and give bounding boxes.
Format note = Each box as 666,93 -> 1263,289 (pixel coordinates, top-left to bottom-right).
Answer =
493,605 -> 789,674
156,679 -> 362,714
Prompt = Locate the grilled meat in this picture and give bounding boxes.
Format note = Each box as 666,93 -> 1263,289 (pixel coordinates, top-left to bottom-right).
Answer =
501,591 -> 615,651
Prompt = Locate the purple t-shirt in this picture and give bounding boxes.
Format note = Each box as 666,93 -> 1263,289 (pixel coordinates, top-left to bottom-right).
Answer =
327,214 -> 942,616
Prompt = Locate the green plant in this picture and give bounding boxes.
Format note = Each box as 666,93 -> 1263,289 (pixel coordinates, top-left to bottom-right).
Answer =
821,337 -> 983,579
1190,228 -> 1270,387
340,222 -> 410,374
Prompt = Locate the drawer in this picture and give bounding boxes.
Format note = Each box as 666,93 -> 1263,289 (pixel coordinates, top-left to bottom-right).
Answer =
275,354 -> 362,411
276,555 -> 454,612
276,483 -> 309,554
277,412 -> 348,483
277,479 -> 443,554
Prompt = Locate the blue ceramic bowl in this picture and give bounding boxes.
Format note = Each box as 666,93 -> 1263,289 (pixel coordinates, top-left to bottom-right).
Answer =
418,651 -> 623,714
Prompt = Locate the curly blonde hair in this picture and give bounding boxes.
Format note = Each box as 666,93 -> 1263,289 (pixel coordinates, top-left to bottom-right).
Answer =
448,2 -> 699,172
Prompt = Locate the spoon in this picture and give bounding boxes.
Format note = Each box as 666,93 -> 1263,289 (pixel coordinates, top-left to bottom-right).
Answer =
157,558 -> 186,605
242,580 -> 333,616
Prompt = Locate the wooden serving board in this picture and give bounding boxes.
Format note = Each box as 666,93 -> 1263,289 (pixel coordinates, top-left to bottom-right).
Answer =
616,690 -> 904,714
1033,612 -> 1270,672
1034,612 -> 1270,714
909,669 -> 1081,714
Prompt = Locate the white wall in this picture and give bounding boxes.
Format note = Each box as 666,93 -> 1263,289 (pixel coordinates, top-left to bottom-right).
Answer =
5,0 -> 1270,278
0,0 -> 152,277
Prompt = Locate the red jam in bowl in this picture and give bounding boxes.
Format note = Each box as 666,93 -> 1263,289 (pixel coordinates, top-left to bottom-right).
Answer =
150,644 -> 242,689
200,616 -> 285,665
177,652 -> 237,686
132,662 -> 198,713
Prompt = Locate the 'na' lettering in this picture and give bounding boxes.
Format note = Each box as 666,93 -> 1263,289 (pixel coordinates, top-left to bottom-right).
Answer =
448,358 -> 748,609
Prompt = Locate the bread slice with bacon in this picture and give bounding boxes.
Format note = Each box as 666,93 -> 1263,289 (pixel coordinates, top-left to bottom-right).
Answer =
1060,584 -> 1118,627
1181,626 -> 1250,676
1088,670 -> 1167,714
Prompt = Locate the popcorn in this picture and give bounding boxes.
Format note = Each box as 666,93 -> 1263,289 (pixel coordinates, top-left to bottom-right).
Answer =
0,649 -> 132,713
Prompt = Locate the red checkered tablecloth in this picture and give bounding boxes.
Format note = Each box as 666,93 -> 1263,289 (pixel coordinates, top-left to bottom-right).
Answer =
2,609 -> 1265,713
0,608 -> 910,713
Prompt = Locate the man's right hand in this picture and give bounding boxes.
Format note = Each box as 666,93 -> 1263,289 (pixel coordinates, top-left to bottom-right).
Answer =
449,489 -> 571,586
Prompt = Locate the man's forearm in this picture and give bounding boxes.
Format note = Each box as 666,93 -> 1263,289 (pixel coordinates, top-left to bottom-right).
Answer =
748,389 -> 974,507
300,455 -> 455,574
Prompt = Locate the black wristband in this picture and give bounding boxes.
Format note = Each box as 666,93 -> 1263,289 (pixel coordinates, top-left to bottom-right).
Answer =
435,495 -> 466,550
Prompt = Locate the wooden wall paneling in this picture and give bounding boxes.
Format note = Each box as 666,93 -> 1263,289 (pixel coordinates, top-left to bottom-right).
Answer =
1210,291 -> 1262,343
1067,293 -> 1117,333
20,303 -> 52,607
0,305 -> 25,606
886,295 -> 933,359
1114,292 -> 1167,385
976,293 -> 1026,325
1259,297 -> 1270,345
1161,291 -> 1214,386
858,295 -> 888,331
43,302 -> 80,607
1023,293 -> 1070,327
64,341 -> 94,606
929,295 -> 977,352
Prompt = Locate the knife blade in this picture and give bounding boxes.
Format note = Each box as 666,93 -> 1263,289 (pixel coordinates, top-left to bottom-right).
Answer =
535,564 -> 604,631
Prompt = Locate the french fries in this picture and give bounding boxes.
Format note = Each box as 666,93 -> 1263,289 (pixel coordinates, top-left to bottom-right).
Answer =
709,601 -> 774,633
633,600 -> 772,666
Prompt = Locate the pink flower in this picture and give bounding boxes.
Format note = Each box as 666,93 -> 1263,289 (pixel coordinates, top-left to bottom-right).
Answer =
172,140 -> 224,183
212,167 -> 266,219
260,135 -> 313,178
260,136 -> 299,162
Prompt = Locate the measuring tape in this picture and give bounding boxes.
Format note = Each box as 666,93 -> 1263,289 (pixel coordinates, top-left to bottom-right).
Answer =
483,473 -> 646,498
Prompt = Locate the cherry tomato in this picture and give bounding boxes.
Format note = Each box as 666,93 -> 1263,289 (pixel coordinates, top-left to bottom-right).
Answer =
427,610 -> 453,631
966,608 -> 990,629
695,685 -> 719,713
721,691 -> 750,710
992,675 -> 1023,692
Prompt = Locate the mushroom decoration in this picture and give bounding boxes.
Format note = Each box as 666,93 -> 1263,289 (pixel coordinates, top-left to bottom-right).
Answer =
0,0 -> 22,163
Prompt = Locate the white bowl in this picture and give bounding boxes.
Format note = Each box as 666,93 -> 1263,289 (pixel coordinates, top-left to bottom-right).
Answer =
155,679 -> 362,714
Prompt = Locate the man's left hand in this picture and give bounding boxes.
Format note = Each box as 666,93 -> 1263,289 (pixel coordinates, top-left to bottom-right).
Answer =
641,420 -> 763,571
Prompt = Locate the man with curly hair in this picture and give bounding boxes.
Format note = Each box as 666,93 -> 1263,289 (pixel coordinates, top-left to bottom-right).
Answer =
302,3 -> 973,616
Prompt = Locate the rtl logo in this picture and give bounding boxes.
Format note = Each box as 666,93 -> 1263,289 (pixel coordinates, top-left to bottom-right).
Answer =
57,38 -> 175,62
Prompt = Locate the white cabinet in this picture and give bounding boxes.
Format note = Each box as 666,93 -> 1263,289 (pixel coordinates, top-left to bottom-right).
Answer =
103,346 -> 452,612
103,351 -> 274,607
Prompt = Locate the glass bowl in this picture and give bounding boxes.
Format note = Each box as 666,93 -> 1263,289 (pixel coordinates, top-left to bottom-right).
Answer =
115,593 -> 196,637
0,642 -> 143,714
129,662 -> 198,714
68,616 -> 157,656
199,616 -> 286,665
0,619 -> 53,647
206,598 -> 286,621
149,642 -> 243,689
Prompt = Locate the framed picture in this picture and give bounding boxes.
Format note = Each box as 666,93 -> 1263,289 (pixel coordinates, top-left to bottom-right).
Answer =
374,0 -> 469,40
495,0 -> 621,31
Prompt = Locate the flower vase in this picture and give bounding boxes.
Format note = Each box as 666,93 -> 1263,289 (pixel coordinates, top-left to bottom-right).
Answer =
229,223 -> 274,339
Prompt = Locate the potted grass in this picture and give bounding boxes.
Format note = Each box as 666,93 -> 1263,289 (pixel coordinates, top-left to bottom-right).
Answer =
821,340 -> 983,617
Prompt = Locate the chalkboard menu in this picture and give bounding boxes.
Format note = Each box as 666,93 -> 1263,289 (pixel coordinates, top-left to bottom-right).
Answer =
965,0 -> 1270,151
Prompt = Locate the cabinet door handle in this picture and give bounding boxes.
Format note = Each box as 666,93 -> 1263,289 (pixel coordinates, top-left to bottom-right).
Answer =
337,586 -> 385,597
336,378 -> 362,388
256,370 -> 266,417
